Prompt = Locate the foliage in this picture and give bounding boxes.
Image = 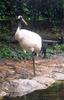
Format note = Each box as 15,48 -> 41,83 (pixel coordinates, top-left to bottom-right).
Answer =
0,0 -> 64,25
0,45 -> 32,60
0,0 -> 64,39
0,0 -> 64,60
0,44 -> 64,60
46,44 -> 64,57
53,44 -> 64,52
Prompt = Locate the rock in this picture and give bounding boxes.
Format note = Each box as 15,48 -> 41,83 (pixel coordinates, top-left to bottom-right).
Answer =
0,55 -> 64,97
54,73 -> 64,80
0,91 -> 7,97
0,77 -> 55,97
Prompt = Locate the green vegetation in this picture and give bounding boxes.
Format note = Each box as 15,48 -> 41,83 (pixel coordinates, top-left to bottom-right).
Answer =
0,0 -> 64,44
0,1 -> 64,99
47,44 -> 64,57
47,44 -> 64,53
0,0 -> 64,60
0,45 -> 32,60
0,44 -> 64,60
0,0 -> 64,25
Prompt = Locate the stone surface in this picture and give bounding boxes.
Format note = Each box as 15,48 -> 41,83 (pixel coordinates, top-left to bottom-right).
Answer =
0,54 -> 64,97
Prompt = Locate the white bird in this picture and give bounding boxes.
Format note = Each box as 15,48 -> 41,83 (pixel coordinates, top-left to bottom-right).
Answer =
15,15 -> 42,76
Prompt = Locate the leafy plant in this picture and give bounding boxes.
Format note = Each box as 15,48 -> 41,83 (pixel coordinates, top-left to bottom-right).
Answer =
0,44 -> 64,60
46,44 -> 64,57
0,46 -> 32,60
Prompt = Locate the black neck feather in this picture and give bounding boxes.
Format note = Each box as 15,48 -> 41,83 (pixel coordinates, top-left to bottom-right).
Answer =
18,22 -> 22,29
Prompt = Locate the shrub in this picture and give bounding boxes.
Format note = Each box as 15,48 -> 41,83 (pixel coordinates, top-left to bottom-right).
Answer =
0,46 -> 32,60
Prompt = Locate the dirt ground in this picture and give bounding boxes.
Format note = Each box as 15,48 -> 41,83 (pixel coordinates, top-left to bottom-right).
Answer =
0,54 -> 64,82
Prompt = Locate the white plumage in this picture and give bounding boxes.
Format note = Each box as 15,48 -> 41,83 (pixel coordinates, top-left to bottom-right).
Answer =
15,29 -> 42,52
15,15 -> 42,76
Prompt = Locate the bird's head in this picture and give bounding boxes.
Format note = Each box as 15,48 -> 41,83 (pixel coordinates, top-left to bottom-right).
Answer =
17,15 -> 22,20
17,15 -> 28,26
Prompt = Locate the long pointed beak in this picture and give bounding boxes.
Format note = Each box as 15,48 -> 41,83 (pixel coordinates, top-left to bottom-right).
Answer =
22,18 -> 28,25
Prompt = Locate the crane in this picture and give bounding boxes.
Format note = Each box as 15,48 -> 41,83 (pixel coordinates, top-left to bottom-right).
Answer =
15,15 -> 42,76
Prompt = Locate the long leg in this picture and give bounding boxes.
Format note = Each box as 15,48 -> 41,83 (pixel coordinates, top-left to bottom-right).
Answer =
32,52 -> 36,76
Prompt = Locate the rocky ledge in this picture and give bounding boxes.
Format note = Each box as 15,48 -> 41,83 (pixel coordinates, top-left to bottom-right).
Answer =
0,54 -> 64,97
